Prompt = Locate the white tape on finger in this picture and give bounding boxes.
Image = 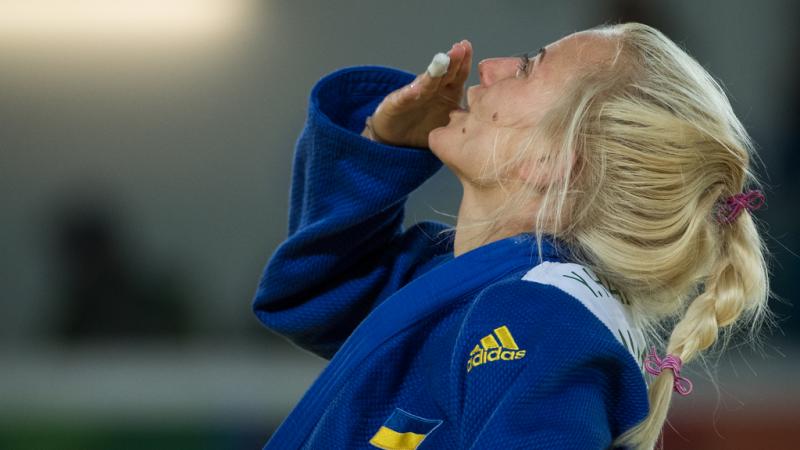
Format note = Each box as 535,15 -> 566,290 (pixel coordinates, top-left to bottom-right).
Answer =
426,53 -> 450,78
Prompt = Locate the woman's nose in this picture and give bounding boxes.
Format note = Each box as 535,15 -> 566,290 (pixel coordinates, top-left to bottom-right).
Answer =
477,57 -> 518,87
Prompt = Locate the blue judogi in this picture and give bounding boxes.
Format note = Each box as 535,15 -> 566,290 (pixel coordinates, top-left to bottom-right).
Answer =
253,65 -> 650,449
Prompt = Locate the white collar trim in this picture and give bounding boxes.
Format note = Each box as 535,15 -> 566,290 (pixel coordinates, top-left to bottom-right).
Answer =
521,261 -> 647,370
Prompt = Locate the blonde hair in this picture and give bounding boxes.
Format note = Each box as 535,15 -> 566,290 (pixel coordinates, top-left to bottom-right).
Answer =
439,22 -> 778,449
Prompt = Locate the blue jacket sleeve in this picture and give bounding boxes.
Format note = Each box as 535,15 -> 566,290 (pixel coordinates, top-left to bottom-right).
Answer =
253,66 -> 454,360
455,279 -> 649,449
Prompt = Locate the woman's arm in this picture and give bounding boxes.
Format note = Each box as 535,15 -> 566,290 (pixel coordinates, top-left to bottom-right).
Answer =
252,66 -> 454,360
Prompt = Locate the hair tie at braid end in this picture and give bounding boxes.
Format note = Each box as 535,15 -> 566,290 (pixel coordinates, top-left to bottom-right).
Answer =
644,346 -> 693,396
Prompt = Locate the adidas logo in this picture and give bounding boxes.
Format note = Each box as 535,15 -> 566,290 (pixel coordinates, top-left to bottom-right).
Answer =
466,325 -> 526,373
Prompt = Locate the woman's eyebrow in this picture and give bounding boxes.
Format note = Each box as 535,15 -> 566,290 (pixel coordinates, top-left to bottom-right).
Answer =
512,46 -> 547,65
513,46 -> 547,60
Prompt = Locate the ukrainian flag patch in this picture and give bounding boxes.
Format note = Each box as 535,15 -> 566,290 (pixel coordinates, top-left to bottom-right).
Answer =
368,408 -> 443,450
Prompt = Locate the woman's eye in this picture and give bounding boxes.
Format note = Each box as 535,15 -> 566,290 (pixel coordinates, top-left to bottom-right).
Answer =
515,53 -> 531,78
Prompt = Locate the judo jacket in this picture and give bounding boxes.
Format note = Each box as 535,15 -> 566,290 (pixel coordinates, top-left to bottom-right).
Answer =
253,65 -> 650,449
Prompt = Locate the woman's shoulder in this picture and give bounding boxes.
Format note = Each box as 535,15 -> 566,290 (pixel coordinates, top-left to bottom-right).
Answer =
453,261 -> 651,447
461,260 -> 647,370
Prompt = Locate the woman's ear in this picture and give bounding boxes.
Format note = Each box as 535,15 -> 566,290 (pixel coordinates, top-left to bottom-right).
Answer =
515,150 -> 577,189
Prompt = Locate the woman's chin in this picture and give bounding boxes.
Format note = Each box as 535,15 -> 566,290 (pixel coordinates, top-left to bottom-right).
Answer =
428,124 -> 455,150
428,128 -> 460,168
427,126 -> 444,151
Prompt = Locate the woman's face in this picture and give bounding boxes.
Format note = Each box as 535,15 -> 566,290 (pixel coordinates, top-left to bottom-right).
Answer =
429,30 -> 615,188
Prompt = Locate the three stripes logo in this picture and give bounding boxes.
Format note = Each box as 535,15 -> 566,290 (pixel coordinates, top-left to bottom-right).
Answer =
466,325 -> 526,373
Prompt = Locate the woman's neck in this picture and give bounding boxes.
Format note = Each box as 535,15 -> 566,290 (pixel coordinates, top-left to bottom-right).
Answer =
453,184 -> 520,257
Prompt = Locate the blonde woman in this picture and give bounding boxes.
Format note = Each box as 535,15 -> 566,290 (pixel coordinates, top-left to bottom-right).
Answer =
253,22 -> 773,449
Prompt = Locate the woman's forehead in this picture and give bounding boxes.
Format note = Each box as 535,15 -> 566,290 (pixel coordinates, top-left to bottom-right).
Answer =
530,31 -> 615,71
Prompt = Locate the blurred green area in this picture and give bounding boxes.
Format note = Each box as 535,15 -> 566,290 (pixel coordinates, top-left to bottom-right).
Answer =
0,422 -> 274,450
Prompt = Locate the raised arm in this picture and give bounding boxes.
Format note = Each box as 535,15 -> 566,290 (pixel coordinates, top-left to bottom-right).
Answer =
253,42 -> 473,360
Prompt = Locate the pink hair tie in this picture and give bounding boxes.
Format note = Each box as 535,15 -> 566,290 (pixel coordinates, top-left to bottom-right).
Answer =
644,346 -> 693,396
716,189 -> 765,225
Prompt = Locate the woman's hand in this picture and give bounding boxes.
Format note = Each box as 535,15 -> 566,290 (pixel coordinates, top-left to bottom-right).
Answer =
362,40 -> 473,149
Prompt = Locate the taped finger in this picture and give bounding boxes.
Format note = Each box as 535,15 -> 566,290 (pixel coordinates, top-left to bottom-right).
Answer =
426,52 -> 450,78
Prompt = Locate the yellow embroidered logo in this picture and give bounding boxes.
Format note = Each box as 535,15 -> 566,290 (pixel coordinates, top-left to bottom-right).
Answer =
466,325 -> 526,373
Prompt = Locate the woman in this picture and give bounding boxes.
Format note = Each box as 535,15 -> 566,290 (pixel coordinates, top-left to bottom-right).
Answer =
253,22 -> 773,449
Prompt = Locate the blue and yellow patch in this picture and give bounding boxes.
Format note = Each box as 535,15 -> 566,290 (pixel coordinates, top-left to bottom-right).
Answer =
369,408 -> 442,450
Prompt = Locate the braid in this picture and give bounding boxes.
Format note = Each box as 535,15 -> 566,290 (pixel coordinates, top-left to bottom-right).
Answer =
670,212 -> 765,360
613,203 -> 774,450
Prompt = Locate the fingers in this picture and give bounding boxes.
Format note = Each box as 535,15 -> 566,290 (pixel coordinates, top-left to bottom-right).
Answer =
426,53 -> 450,78
413,71 -> 444,101
443,40 -> 470,85
411,72 -> 438,101
417,41 -> 465,92
393,80 -> 422,106
442,42 -> 463,84
450,40 -> 472,87
395,40 -> 472,105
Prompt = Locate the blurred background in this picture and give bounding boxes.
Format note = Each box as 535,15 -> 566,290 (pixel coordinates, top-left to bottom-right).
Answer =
1,0 -> 797,449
